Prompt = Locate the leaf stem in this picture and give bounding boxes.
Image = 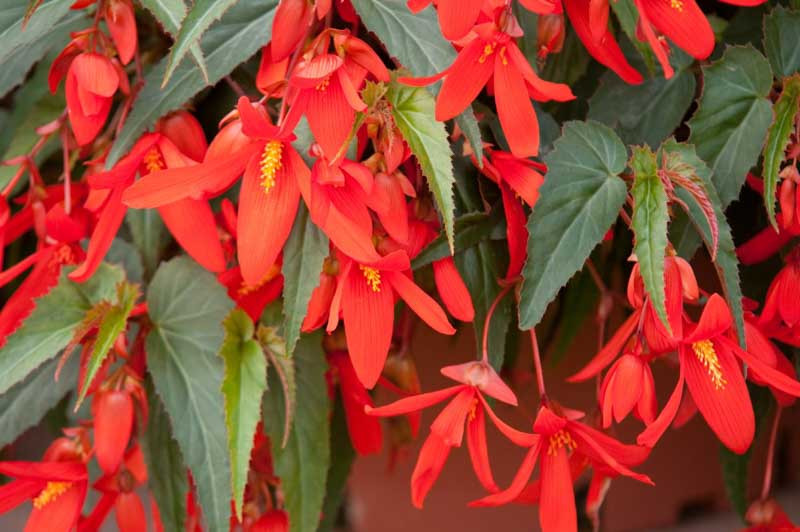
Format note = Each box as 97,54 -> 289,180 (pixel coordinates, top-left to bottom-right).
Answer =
481,283 -> 513,363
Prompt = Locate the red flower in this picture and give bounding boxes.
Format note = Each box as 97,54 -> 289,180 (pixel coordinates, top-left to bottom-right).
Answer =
92,389 -> 135,474
218,264 -> 284,322
598,351 -> 657,427
432,257 -> 475,322
249,509 -> 289,532
407,0 -> 485,40
0,460 -> 88,532
326,249 -> 455,387
103,0 -> 138,65
270,0 -> 332,62
403,14 -> 573,157
638,294 -> 800,452
285,31 -> 390,159
125,97 -> 312,285
366,360 -> 519,507
73,112 -> 225,281
79,446 -> 148,532
63,53 -> 121,146
470,405 -> 652,532
759,248 -> 800,331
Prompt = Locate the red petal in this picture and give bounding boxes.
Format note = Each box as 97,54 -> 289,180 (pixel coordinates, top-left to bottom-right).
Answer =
570,424 -> 653,484
94,391 -> 134,474
469,445 -> 540,507
158,199 -> 226,272
491,151 -> 544,206
466,405 -> 498,492
25,481 -> 85,532
680,342 -> 754,454
684,293 -> 733,343
636,0 -> 714,59
493,56 -> 539,157
436,39 -> 494,120
105,0 -> 137,65
0,479 -> 43,513
114,492 -> 146,532
479,395 -> 539,446
341,264 -> 396,388
237,97 -> 279,139
430,388 -> 475,446
568,312 -> 638,382
500,183 -> 528,279
385,271 -> 455,334
637,365 -> 684,447
410,434 -> 451,508
432,257 -> 474,322
237,147 -> 300,285
271,0 -> 313,62
65,68 -> 111,146
437,0 -> 483,40
305,77 -> 355,159
563,0 -> 643,84
724,336 -> 800,399
71,53 -> 119,97
539,446 -> 577,532
332,353 -> 384,455
366,385 -> 464,416
69,185 -> 127,282
321,203 -> 381,264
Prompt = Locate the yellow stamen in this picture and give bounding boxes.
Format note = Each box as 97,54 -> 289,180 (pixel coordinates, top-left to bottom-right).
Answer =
478,42 -> 497,64
499,46 -> 508,66
359,265 -> 381,292
260,140 -> 283,194
691,340 -> 726,390
315,77 -> 331,91
467,398 -> 479,422
238,264 -> 281,295
33,481 -> 72,509
143,148 -> 165,173
547,429 -> 577,456
670,0 -> 683,11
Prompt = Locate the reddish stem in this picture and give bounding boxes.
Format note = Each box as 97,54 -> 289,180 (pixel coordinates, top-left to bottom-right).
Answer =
529,328 -> 547,400
481,283 -> 513,363
761,406 -> 782,501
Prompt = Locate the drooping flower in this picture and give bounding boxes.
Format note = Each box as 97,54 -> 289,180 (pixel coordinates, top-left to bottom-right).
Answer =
402,11 -> 574,157
270,0 -> 332,62
327,249 -> 455,387
598,351 -> 657,427
329,350 -> 384,455
638,294 -> 800,452
366,360 -> 519,507
124,97 -> 312,285
62,53 -> 122,146
470,404 -> 652,532
407,0 -> 485,41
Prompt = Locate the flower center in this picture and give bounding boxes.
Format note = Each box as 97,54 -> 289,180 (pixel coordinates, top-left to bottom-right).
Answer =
670,0 -> 683,10
315,77 -> 330,91
238,264 -> 281,295
33,481 -> 72,509
478,42 -> 497,63
359,265 -> 381,292
260,140 -> 283,194
547,429 -> 577,456
691,340 -> 726,390
143,148 -> 165,173
467,398 -> 479,422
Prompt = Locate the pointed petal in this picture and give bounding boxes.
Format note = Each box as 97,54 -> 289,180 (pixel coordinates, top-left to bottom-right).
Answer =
432,257 -> 475,322
637,0 -> 714,59
410,434 -> 451,508
430,388 -> 475,446
105,0 -> 137,65
69,185 -> 127,282
437,0 -> 483,40
25,481 -> 85,532
305,78 -> 355,159
479,395 -> 539,446
466,405 -> 499,492
568,312 -> 638,382
494,58 -> 539,157
436,39 -> 494,120
570,424 -> 653,484
333,353 -> 384,455
385,271 -> 455,334
723,336 -> 800,399
342,265 -> 395,388
680,342 -> 754,454
237,96 -> 278,139
491,152 -> 544,207
366,385 -> 464,416
637,365 -> 685,447
469,445 -> 540,507
539,446 -> 578,532
158,199 -> 226,272
237,148 -> 300,285
685,293 -> 733,343
114,492 -> 146,532
94,391 -> 134,474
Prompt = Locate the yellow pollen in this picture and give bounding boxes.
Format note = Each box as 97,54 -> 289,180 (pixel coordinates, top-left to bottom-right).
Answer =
499,46 -> 508,66
478,42 -> 497,64
670,0 -> 683,11
238,265 -> 280,295
315,77 -> 330,91
259,140 -> 283,194
467,399 -> 478,422
143,148 -> 165,173
547,429 -> 577,456
691,340 -> 727,390
33,481 -> 72,509
359,265 -> 381,292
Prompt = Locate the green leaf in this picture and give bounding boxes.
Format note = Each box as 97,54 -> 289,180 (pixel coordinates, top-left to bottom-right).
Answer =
688,45 -> 773,209
125,209 -> 171,279
588,68 -> 696,148
630,146 -> 670,330
762,75 -> 800,228
108,0 -> 279,166
661,139 -> 746,346
0,10 -> 84,98
262,332 -> 330,532
349,0 -> 482,163
0,354 -> 78,448
142,380 -> 189,532
220,309 -> 267,520
140,0 -> 208,80
456,241 -> 512,369
76,282 -> 139,407
0,0 -> 72,65
763,6 -> 800,78
0,263 -> 124,395
387,81 -> 455,252
519,121 -> 628,329
106,238 -> 145,285
411,208 -> 504,269
162,0 -> 238,85
258,325 -> 296,448
282,204 -> 329,357
146,257 -> 235,532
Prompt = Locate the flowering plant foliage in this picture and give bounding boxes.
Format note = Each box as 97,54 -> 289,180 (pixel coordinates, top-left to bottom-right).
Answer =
0,0 -> 799,530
